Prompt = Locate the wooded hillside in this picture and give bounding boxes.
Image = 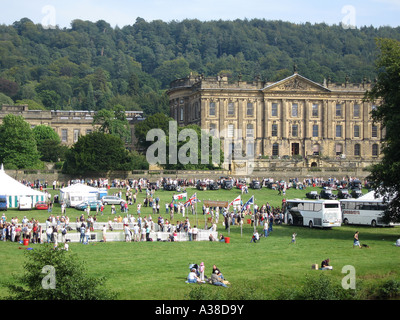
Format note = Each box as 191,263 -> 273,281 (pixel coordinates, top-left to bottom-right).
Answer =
1,17 -> 400,115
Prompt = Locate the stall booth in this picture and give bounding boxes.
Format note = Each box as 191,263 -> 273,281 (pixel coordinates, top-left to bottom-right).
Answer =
59,183 -> 100,207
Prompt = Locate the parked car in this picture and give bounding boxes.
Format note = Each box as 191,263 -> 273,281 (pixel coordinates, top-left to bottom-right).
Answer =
337,189 -> 352,199
220,179 -> 233,190
207,181 -> 220,190
163,184 -> 177,191
320,189 -> 337,200
349,180 -> 362,190
337,180 -> 348,189
101,196 -> 125,205
322,181 -> 336,189
76,200 -> 103,211
148,182 -> 159,190
196,181 -> 207,191
35,201 -> 48,210
236,179 -> 246,190
249,180 -> 261,189
265,181 -> 278,189
351,189 -> 363,199
306,190 -> 319,199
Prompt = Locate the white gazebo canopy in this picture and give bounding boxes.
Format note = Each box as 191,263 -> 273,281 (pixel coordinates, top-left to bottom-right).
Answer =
0,164 -> 46,207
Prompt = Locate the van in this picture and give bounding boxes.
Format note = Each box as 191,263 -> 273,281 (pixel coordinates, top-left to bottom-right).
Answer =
0,195 -> 7,211
18,195 -> 32,210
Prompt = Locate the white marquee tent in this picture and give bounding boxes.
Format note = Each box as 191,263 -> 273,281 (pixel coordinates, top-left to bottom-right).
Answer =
358,190 -> 396,201
0,164 -> 46,208
59,183 -> 100,207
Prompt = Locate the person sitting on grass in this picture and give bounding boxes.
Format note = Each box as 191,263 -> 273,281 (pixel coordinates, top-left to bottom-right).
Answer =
320,258 -> 333,270
186,268 -> 203,284
250,231 -> 259,243
211,270 -> 228,287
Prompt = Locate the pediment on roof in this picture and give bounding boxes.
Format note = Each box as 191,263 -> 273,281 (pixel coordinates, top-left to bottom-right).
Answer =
262,74 -> 331,93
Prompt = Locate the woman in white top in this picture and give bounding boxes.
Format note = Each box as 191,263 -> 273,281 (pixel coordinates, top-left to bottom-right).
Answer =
192,225 -> 198,241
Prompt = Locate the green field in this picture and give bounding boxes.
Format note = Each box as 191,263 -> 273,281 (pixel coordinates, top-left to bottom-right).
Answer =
1,185 -> 399,300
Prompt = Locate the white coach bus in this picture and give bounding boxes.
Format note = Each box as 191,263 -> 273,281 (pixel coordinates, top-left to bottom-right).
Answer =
340,198 -> 394,227
284,199 -> 342,228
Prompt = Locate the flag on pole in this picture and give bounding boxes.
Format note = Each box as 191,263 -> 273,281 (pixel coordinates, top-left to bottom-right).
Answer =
173,192 -> 187,201
184,193 -> 199,207
228,195 -> 241,208
241,195 -> 254,212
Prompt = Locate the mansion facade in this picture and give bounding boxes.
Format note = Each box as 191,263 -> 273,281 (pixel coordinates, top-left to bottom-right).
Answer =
168,72 -> 383,164
0,105 -> 143,148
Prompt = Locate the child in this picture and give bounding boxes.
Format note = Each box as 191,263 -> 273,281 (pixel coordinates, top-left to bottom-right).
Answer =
199,262 -> 205,281
290,232 -> 297,244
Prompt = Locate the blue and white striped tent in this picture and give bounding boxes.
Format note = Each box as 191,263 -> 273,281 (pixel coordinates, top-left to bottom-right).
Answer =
0,164 -> 46,209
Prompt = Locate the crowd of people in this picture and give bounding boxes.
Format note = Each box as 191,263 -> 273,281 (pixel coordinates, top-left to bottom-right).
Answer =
1,175 -> 371,248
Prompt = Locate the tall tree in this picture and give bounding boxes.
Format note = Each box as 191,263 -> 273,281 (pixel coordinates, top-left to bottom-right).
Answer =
134,112 -> 173,149
365,38 -> 400,223
32,125 -> 65,162
87,81 -> 95,110
92,105 -> 131,143
62,131 -> 140,175
0,114 -> 41,169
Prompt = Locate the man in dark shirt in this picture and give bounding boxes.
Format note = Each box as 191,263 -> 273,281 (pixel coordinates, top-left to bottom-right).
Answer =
321,258 -> 332,270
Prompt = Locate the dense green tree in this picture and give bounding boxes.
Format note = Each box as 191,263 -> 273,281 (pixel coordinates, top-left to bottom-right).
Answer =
86,81 -> 95,110
0,92 -> 13,105
15,99 -> 45,110
62,131 -> 140,175
134,112 -> 173,149
0,114 -> 41,169
163,124 -> 224,170
365,38 -> 400,223
0,78 -> 19,97
38,90 -> 60,109
32,124 -> 64,162
92,105 -> 131,142
153,57 -> 192,87
4,244 -> 117,300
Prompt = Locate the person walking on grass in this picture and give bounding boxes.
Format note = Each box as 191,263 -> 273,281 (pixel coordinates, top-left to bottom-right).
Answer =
353,231 -> 361,248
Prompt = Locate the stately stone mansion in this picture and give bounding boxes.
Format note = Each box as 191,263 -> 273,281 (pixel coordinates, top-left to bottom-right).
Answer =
168,71 -> 383,166
0,105 -> 143,148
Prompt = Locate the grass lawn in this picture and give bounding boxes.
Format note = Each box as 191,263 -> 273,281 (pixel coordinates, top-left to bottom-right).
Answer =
0,184 -> 399,300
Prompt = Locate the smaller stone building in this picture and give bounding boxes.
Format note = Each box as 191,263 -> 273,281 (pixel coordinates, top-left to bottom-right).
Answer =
0,105 -> 144,148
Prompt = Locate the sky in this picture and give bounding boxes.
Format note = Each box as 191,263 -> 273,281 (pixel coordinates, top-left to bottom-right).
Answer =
0,0 -> 399,29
